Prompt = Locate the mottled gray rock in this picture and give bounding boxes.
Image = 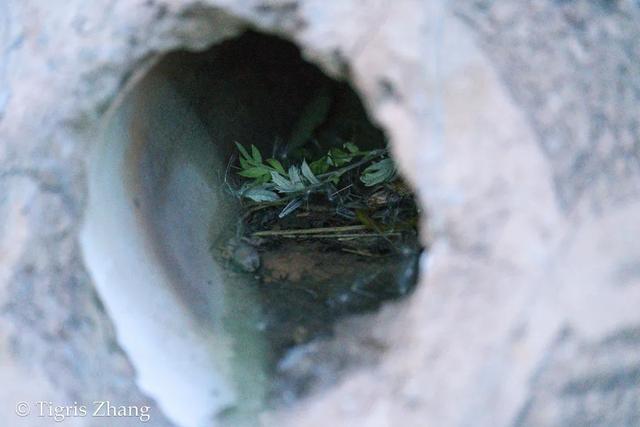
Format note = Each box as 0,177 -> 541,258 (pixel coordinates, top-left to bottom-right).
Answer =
1,1 -> 639,427
455,0 -> 640,212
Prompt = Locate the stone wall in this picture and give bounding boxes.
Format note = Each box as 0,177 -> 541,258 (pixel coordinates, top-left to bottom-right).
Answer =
1,1 -> 639,426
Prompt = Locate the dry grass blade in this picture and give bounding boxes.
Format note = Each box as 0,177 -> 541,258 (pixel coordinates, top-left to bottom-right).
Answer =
252,224 -> 367,237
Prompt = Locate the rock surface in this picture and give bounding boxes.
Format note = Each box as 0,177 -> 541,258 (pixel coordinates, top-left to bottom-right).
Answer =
1,1 -> 639,426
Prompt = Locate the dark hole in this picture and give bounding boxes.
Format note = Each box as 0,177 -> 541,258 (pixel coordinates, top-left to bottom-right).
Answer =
157,31 -> 385,156
153,30 -> 422,411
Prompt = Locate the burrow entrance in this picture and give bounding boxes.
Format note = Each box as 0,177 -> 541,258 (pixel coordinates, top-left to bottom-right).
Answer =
82,30 -> 424,426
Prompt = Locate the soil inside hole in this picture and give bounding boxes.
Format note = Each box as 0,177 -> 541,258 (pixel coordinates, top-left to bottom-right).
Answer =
217,232 -> 421,404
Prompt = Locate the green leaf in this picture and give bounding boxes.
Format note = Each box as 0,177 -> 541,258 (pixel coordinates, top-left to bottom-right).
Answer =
344,142 -> 359,154
271,171 -> 305,193
239,156 -> 250,170
235,142 -> 250,160
301,160 -> 320,184
255,174 -> 271,184
251,145 -> 262,163
266,158 -> 286,175
328,148 -> 352,167
242,187 -> 280,202
360,158 -> 395,187
288,165 -> 303,186
271,172 -> 290,188
279,197 -> 304,218
238,166 -> 270,179
310,157 -> 330,175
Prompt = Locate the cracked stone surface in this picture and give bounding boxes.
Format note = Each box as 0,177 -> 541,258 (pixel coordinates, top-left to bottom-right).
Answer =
1,1 -> 640,426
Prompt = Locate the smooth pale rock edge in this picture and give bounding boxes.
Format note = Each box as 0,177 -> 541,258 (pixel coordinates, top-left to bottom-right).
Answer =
0,1 -> 639,427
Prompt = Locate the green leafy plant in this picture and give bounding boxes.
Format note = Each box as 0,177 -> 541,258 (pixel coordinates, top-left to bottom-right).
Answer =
233,141 -> 395,217
360,158 -> 395,187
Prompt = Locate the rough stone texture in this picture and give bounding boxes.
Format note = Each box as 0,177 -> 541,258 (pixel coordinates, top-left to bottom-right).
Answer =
455,0 -> 640,213
1,1 -> 639,426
